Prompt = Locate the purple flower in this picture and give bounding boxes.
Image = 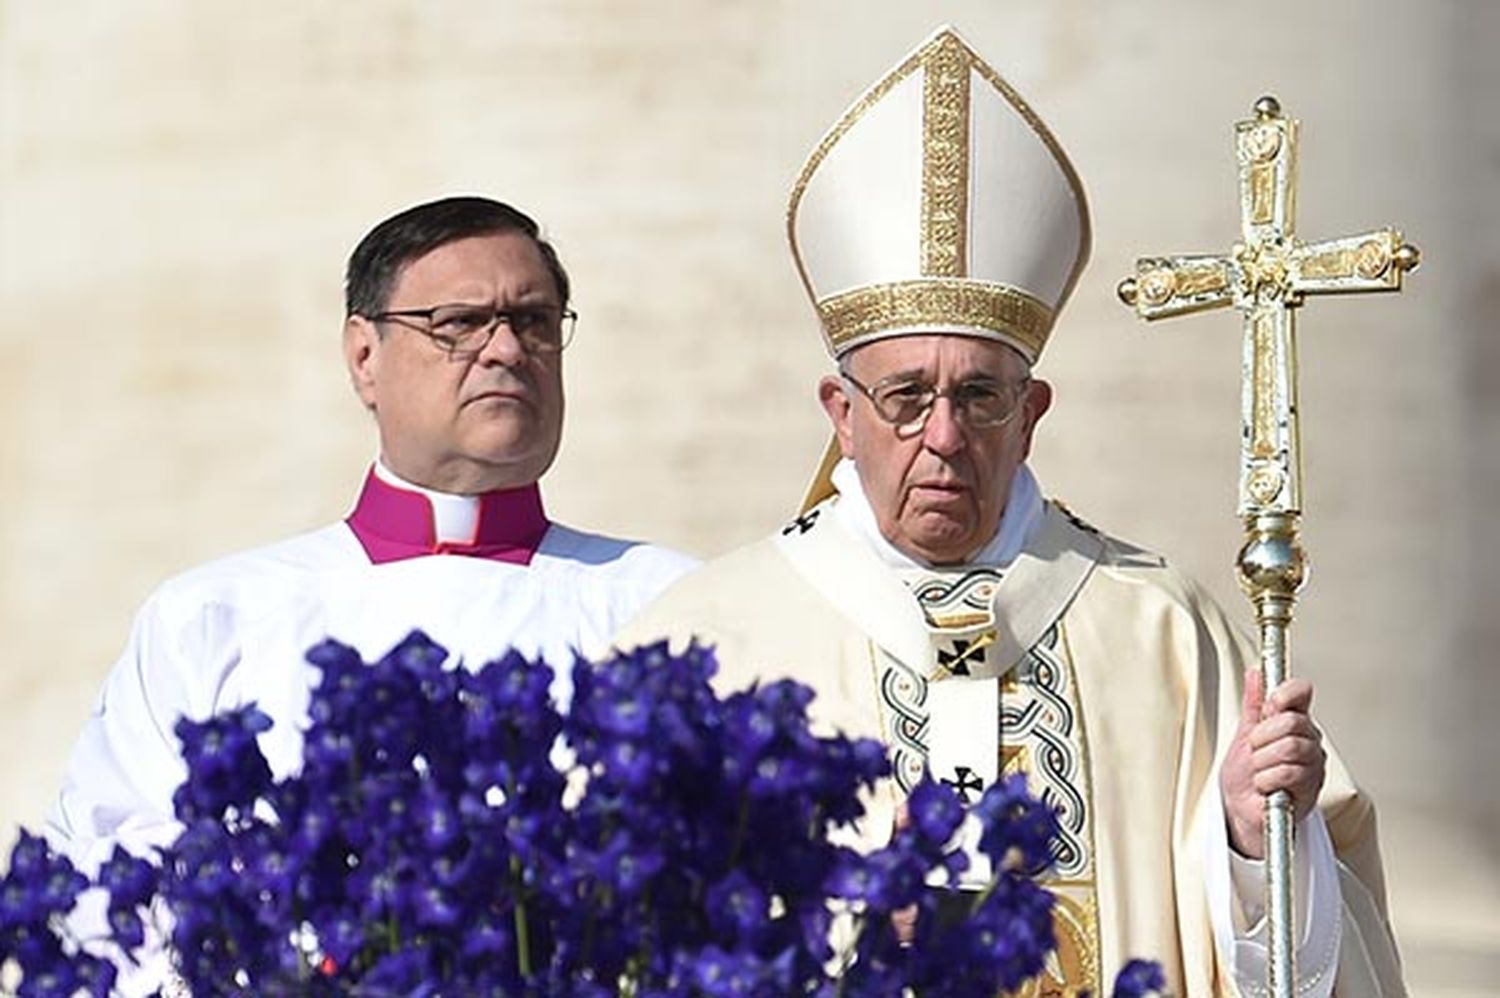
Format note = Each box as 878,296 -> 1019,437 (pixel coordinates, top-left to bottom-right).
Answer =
415,788 -> 460,853
681,944 -> 794,997
0,832 -> 118,997
361,944 -> 436,994
1112,958 -> 1167,997
2,832 -> 88,927
973,773 -> 1060,876
318,915 -> 365,969
602,738 -> 656,789
96,846 -> 156,911
962,877 -> 1057,991
414,884 -> 461,930
705,870 -> 768,942
171,704 -> 274,823
907,779 -> 966,848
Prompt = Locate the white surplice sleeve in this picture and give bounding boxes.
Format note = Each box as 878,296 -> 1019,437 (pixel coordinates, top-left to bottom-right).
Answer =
1203,790 -> 1342,997
45,585 -> 239,870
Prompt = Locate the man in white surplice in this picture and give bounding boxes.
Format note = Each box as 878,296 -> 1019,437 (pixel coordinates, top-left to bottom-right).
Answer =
49,196 -> 696,873
617,28 -> 1404,996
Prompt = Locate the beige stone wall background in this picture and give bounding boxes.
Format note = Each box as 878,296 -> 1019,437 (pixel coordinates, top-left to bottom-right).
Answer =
1,1 -> 1494,992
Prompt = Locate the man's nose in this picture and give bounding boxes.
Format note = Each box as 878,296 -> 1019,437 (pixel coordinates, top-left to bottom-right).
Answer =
921,396 -> 965,455
476,316 -> 527,366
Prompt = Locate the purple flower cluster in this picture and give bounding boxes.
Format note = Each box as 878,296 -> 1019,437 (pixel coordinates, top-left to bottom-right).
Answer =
825,776 -> 1061,996
0,832 -> 116,997
155,632 -> 576,994
2,634 -> 1165,996
547,642 -> 890,993
1111,958 -> 1169,997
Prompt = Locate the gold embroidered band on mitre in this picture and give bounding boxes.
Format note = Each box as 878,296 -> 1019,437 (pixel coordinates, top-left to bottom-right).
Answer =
920,32 -> 970,279
816,278 -> 1054,361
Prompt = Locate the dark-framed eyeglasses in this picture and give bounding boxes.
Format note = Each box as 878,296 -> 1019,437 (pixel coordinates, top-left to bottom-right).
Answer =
365,302 -> 578,357
842,369 -> 1031,433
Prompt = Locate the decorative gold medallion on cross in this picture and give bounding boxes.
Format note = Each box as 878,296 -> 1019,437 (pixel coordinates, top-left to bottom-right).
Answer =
1117,95 -> 1420,997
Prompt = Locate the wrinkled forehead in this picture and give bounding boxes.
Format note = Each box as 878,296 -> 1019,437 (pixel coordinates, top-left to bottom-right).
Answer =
389,233 -> 556,302
840,331 -> 1031,381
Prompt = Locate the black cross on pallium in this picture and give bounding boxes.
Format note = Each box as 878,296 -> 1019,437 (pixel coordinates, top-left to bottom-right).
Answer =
941,765 -> 984,804
938,638 -> 980,676
780,508 -> 820,536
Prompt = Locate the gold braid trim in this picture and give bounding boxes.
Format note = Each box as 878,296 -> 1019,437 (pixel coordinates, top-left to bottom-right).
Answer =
921,34 -> 970,278
817,279 -> 1054,360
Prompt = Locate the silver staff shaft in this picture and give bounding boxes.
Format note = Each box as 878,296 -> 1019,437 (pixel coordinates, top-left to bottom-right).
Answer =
1238,511 -> 1306,995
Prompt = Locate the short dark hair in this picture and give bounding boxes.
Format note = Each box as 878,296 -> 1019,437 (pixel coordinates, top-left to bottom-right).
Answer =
344,196 -> 570,317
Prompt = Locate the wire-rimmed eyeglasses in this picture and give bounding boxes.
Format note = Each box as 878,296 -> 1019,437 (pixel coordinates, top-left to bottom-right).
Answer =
842,369 -> 1031,434
366,302 -> 577,357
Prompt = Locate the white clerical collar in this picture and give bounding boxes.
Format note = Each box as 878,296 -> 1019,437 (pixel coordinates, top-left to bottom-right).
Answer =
373,458 -> 482,545
829,457 -> 1044,570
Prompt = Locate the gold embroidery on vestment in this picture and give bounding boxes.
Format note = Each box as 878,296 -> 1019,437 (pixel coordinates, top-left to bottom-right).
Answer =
816,279 -> 1052,357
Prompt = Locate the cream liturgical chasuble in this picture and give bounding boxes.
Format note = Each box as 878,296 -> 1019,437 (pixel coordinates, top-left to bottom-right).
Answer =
615,466 -> 1405,996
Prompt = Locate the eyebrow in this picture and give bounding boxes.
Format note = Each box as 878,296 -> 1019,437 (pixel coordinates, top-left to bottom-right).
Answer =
432,290 -> 559,308
869,369 -> 1007,386
875,367 -> 928,383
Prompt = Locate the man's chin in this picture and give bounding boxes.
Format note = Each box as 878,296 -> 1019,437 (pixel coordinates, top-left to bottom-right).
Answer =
455,435 -> 559,490
462,416 -> 548,456
897,513 -> 984,565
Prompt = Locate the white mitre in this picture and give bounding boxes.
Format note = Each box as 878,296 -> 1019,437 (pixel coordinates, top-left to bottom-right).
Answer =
791,26 -> 1092,505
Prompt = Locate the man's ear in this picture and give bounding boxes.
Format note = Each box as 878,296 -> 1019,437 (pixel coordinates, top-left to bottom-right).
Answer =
818,374 -> 856,458
343,316 -> 380,410
1018,378 -> 1053,460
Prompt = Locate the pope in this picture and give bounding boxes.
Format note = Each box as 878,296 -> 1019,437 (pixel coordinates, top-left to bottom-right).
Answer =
618,28 -> 1406,996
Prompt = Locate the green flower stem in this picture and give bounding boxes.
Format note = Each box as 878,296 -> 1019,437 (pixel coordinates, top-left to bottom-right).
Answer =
629,883 -> 655,986
969,871 -> 1003,915
511,856 -> 532,979
499,731 -> 534,981
727,793 -> 751,870
581,883 -> 607,973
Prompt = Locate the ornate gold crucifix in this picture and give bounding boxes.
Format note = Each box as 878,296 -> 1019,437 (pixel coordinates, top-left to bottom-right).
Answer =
1117,95 -> 1419,997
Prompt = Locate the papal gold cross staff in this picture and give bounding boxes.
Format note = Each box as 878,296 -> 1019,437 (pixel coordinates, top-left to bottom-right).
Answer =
1116,95 -> 1419,997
